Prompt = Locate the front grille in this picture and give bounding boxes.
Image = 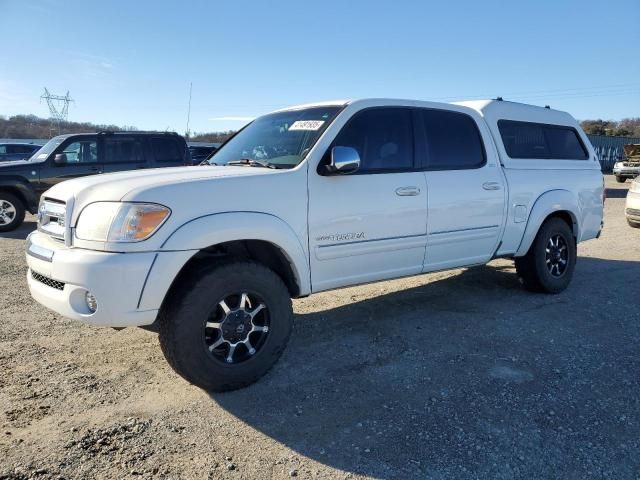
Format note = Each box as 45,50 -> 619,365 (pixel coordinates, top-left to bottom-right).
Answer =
31,271 -> 65,290
626,208 -> 640,217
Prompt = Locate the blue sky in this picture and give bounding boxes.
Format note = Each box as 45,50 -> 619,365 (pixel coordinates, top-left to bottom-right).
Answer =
2,0 -> 639,133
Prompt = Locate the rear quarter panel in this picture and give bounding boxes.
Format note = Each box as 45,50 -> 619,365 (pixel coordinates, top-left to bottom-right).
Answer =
499,168 -> 603,256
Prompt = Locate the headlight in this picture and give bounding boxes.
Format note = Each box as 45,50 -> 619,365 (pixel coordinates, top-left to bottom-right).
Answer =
75,202 -> 171,242
614,162 -> 623,168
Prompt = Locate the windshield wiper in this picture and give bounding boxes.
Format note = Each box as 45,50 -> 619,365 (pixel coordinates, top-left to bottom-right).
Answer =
226,158 -> 278,169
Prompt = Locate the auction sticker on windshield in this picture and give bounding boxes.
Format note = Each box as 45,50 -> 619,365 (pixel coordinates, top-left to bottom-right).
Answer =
289,120 -> 325,131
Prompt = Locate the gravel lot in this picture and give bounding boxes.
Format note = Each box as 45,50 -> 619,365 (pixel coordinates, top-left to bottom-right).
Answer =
1,175 -> 638,480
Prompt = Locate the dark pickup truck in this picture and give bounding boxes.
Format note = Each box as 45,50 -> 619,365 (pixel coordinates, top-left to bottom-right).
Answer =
0,131 -> 191,232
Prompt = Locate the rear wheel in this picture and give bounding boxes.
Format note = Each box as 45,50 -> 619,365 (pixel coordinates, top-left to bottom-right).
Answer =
159,261 -> 293,392
0,192 -> 25,233
515,217 -> 576,294
615,176 -> 626,183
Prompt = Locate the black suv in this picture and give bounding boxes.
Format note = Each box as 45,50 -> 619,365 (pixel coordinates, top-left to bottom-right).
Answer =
0,131 -> 191,232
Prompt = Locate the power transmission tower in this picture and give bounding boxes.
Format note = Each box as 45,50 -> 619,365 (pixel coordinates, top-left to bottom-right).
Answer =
41,88 -> 73,135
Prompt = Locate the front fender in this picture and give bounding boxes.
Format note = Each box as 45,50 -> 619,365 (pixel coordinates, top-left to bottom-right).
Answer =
0,177 -> 38,212
515,190 -> 580,256
137,212 -> 311,310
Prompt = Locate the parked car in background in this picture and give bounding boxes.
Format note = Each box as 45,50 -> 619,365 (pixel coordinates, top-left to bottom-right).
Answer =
188,142 -> 221,164
613,144 -> 640,183
0,131 -> 191,231
0,142 -> 42,162
24,98 -> 604,392
625,176 -> 640,228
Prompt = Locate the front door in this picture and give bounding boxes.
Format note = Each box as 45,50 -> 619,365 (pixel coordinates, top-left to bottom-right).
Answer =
417,108 -> 505,270
308,107 -> 428,292
39,137 -> 101,193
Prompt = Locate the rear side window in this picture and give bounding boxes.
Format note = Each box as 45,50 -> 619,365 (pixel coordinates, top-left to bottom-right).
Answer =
498,120 -> 588,160
103,137 -> 145,163
420,109 -> 485,169
332,108 -> 413,172
152,138 -> 183,163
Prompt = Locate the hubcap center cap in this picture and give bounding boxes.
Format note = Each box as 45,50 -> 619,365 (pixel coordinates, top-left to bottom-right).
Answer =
221,310 -> 252,343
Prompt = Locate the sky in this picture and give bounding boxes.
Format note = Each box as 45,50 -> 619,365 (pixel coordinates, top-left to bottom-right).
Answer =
1,0 -> 639,134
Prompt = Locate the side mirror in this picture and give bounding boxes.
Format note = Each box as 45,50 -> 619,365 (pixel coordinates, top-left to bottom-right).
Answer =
325,146 -> 360,175
53,153 -> 67,165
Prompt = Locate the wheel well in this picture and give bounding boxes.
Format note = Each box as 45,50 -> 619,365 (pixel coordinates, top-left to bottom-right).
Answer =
167,240 -> 301,301
0,187 -> 27,209
546,210 -> 577,239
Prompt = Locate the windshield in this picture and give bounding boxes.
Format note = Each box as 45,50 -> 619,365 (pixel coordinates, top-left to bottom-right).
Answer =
207,106 -> 342,168
28,135 -> 66,162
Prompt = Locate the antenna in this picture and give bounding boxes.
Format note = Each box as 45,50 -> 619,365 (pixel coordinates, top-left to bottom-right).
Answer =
41,88 -> 74,134
186,82 -> 192,138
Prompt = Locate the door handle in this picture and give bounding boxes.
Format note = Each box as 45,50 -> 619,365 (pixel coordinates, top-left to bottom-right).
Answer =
482,182 -> 501,191
395,186 -> 421,196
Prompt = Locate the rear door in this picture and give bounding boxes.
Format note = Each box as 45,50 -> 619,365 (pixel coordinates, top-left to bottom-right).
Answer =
101,135 -> 148,173
308,107 -> 428,292
39,136 -> 101,192
418,108 -> 505,271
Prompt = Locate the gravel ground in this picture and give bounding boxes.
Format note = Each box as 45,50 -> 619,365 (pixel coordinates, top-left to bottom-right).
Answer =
0,175 -> 638,480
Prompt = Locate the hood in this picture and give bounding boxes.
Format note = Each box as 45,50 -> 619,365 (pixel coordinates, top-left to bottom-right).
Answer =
43,165 -> 280,206
0,159 -> 34,169
624,144 -> 640,161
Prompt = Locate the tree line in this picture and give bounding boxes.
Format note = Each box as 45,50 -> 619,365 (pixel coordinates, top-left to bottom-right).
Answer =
580,118 -> 640,137
2,113 -> 639,142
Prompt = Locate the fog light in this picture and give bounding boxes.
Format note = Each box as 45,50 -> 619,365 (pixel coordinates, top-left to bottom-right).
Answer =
85,291 -> 98,313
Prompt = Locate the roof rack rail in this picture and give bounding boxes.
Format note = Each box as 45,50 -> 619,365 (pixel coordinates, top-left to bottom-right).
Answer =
97,130 -> 179,135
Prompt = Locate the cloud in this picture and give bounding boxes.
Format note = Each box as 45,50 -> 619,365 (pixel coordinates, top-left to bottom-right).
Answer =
208,116 -> 255,122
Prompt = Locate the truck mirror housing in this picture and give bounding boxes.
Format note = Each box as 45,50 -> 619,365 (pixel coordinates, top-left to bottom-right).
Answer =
325,146 -> 360,175
53,153 -> 67,165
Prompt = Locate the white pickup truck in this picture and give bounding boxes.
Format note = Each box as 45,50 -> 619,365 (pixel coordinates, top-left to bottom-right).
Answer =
25,98 -> 604,391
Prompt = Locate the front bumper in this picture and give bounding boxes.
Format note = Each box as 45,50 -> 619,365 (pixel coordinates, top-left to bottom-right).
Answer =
25,232 -> 159,327
613,166 -> 640,178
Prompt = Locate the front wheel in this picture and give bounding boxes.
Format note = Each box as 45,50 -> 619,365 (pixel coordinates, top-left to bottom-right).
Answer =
0,192 -> 25,233
615,176 -> 626,183
159,261 -> 293,392
515,217 -> 576,294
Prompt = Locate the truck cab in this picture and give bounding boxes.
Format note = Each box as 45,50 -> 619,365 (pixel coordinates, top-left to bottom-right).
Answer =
24,98 -> 604,392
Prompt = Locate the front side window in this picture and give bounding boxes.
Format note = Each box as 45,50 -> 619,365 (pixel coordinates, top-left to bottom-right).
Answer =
208,106 -> 342,168
104,137 -> 144,163
498,120 -> 588,160
332,108 -> 413,172
421,109 -> 485,169
60,140 -> 97,164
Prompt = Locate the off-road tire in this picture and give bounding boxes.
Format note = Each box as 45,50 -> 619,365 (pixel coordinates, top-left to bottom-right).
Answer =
615,176 -> 626,183
0,191 -> 25,233
158,261 -> 293,392
515,217 -> 576,294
